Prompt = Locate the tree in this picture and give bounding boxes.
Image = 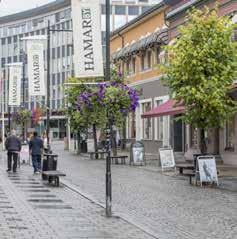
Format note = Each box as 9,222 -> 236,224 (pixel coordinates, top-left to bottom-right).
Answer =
163,7 -> 237,153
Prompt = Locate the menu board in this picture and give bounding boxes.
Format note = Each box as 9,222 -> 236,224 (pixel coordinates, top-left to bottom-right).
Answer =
159,148 -> 175,171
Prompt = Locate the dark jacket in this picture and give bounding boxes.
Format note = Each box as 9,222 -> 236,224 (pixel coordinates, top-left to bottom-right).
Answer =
5,135 -> 21,152
29,136 -> 43,155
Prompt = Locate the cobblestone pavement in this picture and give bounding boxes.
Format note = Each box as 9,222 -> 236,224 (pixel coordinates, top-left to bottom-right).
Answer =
51,142 -> 237,239
0,151 -> 154,239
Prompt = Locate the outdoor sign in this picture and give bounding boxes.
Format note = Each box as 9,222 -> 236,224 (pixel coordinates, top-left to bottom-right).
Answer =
8,64 -> 22,106
27,40 -> 46,96
159,148 -> 175,171
197,156 -> 218,186
130,141 -> 145,166
71,0 -> 104,78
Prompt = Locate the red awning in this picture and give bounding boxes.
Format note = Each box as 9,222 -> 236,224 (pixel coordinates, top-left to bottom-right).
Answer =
141,99 -> 185,118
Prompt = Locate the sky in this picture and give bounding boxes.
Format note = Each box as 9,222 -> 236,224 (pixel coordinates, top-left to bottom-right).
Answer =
0,0 -> 162,17
0,0 -> 54,17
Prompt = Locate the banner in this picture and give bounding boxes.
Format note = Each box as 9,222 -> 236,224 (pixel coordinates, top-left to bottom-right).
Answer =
71,0 -> 104,78
27,40 -> 46,96
8,65 -> 22,106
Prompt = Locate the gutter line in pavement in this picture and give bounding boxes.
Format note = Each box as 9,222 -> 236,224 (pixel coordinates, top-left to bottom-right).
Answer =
61,178 -> 159,239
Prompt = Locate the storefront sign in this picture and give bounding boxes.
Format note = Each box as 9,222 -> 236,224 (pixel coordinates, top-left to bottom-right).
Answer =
71,0 -> 104,78
8,65 -> 22,106
159,148 -> 175,171
27,40 -> 45,96
197,156 -> 218,186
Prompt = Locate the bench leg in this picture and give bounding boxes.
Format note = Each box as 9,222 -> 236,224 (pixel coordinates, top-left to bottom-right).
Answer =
179,168 -> 183,174
189,175 -> 192,185
48,176 -> 53,184
55,176 -> 59,187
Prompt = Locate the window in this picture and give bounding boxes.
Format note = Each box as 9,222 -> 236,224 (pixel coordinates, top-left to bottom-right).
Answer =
225,117 -> 235,151
13,35 -> 17,43
62,45 -> 65,57
126,59 -> 130,75
156,47 -> 161,64
128,6 -> 139,15
1,38 -> 5,45
57,46 -> 61,58
142,6 -> 150,13
131,57 -> 136,74
141,100 -> 152,140
141,52 -> 145,71
7,57 -> 11,63
52,74 -> 56,85
147,50 -> 152,69
140,50 -> 152,71
52,48 -> 56,59
101,4 -> 112,15
128,112 -> 136,139
1,58 -> 5,68
7,37 -> 11,44
13,56 -> 18,62
115,6 -> 126,15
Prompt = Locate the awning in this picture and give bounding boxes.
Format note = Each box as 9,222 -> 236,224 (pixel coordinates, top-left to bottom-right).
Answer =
141,99 -> 185,118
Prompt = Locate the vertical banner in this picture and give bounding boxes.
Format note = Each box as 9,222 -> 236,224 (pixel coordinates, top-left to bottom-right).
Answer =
71,0 -> 104,78
27,40 -> 46,96
8,65 -> 22,106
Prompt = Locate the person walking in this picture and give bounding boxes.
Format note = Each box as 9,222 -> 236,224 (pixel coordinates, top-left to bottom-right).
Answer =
5,130 -> 21,173
29,132 -> 43,174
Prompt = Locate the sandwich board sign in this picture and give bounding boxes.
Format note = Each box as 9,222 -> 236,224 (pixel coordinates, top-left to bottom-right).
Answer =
159,148 -> 175,171
197,156 -> 218,186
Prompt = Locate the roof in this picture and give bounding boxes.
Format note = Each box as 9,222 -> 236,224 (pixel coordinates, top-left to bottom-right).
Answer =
0,0 -> 70,25
141,99 -> 185,118
111,1 -> 165,38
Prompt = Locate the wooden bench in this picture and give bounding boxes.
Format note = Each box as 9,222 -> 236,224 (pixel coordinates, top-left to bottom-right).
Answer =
111,156 -> 128,165
176,164 -> 194,174
89,151 -> 107,160
42,170 -> 66,187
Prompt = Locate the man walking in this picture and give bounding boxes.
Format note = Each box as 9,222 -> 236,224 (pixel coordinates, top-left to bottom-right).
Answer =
5,130 -> 21,173
29,132 -> 43,174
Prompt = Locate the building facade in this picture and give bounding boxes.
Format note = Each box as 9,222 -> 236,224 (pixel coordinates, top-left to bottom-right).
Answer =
165,0 -> 237,165
0,0 -> 156,139
111,3 -> 171,155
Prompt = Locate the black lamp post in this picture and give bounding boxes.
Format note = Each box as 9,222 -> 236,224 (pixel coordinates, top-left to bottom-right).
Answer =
46,21 -> 72,152
105,0 -> 112,217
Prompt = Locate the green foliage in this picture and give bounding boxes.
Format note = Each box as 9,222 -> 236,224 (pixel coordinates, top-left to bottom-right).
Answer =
12,109 -> 31,126
163,7 -> 237,129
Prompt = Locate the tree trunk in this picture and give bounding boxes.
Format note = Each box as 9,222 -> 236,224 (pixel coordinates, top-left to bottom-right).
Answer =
200,128 -> 206,154
213,127 -> 219,155
77,131 -> 81,155
93,124 -> 98,159
121,118 -> 126,150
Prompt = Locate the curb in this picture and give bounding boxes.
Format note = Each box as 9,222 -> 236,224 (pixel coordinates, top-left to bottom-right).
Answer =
61,178 -> 159,239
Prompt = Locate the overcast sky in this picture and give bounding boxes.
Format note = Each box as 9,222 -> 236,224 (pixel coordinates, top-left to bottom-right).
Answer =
0,0 -> 54,17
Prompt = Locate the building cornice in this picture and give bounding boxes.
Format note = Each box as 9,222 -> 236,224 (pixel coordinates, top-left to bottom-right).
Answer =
0,0 -> 70,26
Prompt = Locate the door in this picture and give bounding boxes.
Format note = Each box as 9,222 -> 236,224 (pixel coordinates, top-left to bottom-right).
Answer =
173,117 -> 183,152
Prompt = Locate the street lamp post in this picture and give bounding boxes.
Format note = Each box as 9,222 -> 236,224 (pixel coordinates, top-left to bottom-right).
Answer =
105,0 -> 112,217
46,21 -> 72,152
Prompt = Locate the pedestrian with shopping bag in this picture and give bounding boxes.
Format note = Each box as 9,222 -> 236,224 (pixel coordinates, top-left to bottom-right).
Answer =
29,132 -> 43,174
5,130 -> 21,173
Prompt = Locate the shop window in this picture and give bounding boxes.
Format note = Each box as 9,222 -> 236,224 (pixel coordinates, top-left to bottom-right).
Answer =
225,117 -> 235,151
141,100 -> 152,140
147,50 -> 152,69
156,47 -> 161,64
131,57 -> 136,74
